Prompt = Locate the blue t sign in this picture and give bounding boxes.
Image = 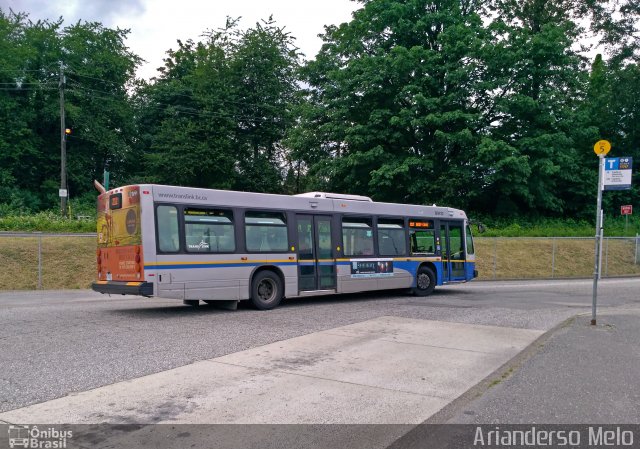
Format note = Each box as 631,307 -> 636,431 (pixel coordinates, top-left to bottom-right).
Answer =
604,157 -> 633,191
605,158 -> 619,170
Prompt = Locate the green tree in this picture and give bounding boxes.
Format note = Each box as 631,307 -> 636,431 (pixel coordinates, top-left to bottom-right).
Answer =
581,55 -> 640,212
0,11 -> 61,212
297,0 -> 487,208
135,36 -> 238,189
63,21 -> 141,195
474,0 -> 594,217
0,10 -> 140,212
136,17 -> 301,193
481,0 -> 639,218
293,0 -> 640,218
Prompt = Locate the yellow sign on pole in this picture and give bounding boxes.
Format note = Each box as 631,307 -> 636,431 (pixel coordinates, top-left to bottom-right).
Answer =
593,140 -> 611,156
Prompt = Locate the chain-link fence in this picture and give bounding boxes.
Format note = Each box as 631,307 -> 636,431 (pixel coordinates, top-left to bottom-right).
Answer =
0,232 -> 96,290
0,233 -> 639,290
474,236 -> 640,280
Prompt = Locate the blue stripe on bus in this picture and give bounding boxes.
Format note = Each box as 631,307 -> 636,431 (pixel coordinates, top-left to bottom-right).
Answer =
143,260 -> 474,285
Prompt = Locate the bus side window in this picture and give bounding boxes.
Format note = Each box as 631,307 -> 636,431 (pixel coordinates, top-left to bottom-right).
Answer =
377,218 -> 406,256
410,230 -> 435,255
184,208 -> 235,253
245,211 -> 288,252
157,205 -> 179,252
342,217 -> 374,257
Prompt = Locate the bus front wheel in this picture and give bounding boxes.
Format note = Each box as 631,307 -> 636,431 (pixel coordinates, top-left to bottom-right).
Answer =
413,266 -> 436,297
250,270 -> 283,310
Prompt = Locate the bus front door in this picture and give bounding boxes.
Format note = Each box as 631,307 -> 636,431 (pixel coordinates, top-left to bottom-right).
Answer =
296,215 -> 336,291
440,222 -> 466,283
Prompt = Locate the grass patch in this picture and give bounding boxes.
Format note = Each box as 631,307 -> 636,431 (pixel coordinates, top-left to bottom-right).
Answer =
473,237 -> 640,280
0,237 -> 40,290
0,236 -> 95,290
41,237 -> 96,289
488,366 -> 516,388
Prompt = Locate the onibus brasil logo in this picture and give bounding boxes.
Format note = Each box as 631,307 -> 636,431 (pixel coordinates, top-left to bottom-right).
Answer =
8,425 -> 72,448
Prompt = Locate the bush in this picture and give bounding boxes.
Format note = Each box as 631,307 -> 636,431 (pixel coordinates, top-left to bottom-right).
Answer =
474,216 -> 639,237
0,187 -> 43,215
0,211 -> 95,233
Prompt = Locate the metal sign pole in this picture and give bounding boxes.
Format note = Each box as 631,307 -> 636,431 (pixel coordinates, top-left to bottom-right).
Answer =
591,140 -> 611,326
625,214 -> 629,234
592,154 -> 604,325
599,209 -> 604,280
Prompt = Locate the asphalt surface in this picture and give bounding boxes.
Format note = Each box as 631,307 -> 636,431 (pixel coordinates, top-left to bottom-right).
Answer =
1,278 -> 639,416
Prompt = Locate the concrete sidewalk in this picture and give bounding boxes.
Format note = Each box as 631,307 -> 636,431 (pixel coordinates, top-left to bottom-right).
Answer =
0,316 -> 542,425
448,305 -> 640,423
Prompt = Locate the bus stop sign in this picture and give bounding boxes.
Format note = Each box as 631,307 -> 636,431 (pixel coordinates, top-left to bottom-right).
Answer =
604,157 -> 633,190
594,140 -> 611,156
621,205 -> 633,215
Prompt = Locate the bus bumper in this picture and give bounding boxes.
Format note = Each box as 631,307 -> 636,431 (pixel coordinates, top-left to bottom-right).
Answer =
92,281 -> 154,297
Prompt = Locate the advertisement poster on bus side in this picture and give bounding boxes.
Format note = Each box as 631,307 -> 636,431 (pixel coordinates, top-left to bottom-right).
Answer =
350,259 -> 394,278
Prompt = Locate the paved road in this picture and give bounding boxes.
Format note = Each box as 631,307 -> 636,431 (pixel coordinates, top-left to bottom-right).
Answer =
1,278 -> 639,414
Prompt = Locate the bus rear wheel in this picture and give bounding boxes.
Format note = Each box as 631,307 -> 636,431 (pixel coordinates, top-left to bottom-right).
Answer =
413,266 -> 436,297
250,270 -> 283,310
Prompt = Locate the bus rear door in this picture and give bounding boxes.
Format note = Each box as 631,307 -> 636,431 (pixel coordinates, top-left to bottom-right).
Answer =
296,215 -> 336,292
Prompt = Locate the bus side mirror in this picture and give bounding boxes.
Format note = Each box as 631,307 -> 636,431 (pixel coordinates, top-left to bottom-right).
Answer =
477,223 -> 486,234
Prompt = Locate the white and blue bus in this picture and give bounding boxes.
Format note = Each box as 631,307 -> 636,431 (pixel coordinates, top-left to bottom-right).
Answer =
92,185 -> 477,309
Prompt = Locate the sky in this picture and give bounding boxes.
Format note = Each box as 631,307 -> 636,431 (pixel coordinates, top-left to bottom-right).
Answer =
2,0 -> 360,79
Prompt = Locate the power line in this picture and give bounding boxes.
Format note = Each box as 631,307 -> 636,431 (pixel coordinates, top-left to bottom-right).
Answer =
66,81 -> 127,97
66,81 -> 284,124
0,87 -> 57,91
0,82 -> 48,85
2,72 -> 291,124
67,71 -> 292,113
65,69 -> 131,88
0,67 -> 59,74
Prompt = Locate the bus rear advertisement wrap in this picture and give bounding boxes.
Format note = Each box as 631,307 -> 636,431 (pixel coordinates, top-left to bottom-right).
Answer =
96,185 -> 145,284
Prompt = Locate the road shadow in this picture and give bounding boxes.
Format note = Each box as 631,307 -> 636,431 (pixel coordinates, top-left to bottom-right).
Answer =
104,285 -> 475,318
281,286 -> 473,308
106,302 -> 241,318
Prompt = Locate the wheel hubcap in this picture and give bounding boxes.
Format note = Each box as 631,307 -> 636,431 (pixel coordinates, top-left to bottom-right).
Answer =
257,279 -> 276,302
417,273 -> 430,290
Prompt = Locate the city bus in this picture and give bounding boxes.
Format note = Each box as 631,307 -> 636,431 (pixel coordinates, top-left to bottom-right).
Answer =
92,184 -> 477,310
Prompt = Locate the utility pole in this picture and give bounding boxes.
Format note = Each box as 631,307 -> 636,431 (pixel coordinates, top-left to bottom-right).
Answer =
59,62 -> 68,217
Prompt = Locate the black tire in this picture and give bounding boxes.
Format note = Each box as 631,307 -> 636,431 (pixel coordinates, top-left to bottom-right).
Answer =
250,270 -> 283,310
412,266 -> 436,297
